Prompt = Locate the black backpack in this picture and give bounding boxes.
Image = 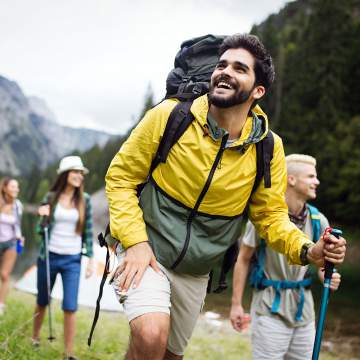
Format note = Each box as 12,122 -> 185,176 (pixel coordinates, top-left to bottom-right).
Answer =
88,34 -> 274,346
165,34 -> 226,100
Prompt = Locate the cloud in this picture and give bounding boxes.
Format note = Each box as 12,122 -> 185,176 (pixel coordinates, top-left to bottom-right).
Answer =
0,0 -> 291,134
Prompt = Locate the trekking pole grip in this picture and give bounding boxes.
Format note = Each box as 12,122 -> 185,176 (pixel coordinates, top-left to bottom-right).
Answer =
324,228 -> 342,280
40,215 -> 50,229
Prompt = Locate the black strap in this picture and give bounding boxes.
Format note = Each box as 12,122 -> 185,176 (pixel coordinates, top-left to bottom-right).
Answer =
87,229 -> 111,346
207,270 -> 214,293
150,101 -> 194,174
213,241 -> 240,293
253,130 -> 274,193
262,131 -> 274,188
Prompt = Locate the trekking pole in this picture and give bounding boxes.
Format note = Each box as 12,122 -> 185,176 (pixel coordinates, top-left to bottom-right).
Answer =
312,228 -> 342,360
43,218 -> 55,341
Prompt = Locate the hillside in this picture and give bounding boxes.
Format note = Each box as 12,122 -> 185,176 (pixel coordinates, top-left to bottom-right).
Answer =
0,75 -> 113,175
251,0 -> 360,224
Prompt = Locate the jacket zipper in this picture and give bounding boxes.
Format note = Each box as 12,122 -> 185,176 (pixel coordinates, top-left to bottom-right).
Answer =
171,134 -> 229,269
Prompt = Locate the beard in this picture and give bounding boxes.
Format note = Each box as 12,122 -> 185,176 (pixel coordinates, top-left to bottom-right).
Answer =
208,75 -> 253,108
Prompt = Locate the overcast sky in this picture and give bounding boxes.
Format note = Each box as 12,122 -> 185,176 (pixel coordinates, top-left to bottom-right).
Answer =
1,0 -> 292,134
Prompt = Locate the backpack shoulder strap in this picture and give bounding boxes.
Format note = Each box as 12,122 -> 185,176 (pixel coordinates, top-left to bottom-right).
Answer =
149,100 -> 194,174
252,130 -> 274,194
249,238 -> 267,289
307,204 -> 321,242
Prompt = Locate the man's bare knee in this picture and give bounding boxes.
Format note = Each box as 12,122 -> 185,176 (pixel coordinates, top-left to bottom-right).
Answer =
129,313 -> 170,353
137,323 -> 168,348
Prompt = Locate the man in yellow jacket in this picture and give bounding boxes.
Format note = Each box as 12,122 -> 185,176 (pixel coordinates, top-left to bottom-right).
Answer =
106,34 -> 346,360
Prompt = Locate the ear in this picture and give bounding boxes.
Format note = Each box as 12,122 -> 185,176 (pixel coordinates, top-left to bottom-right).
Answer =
287,174 -> 297,187
252,85 -> 265,100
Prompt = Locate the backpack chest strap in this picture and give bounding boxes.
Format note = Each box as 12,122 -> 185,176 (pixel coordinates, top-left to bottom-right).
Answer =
261,277 -> 312,321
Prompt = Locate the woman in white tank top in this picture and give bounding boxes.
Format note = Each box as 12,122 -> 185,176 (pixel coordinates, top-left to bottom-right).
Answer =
32,156 -> 94,360
0,177 -> 24,316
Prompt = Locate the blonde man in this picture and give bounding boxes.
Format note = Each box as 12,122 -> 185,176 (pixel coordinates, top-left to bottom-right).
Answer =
230,154 -> 341,360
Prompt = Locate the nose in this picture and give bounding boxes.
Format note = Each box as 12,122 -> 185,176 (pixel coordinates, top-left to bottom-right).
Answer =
219,64 -> 232,76
315,177 -> 320,186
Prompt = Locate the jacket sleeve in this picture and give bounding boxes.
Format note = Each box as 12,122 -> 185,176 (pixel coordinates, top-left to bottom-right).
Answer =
105,101 -> 176,249
248,134 -> 313,265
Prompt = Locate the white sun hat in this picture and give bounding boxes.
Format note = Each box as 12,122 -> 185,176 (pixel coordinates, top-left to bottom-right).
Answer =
57,156 -> 89,175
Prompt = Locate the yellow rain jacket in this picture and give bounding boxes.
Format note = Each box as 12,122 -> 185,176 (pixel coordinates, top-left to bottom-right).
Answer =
106,95 -> 311,274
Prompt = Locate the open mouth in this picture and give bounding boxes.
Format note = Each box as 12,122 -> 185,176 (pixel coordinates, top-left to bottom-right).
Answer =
216,81 -> 233,90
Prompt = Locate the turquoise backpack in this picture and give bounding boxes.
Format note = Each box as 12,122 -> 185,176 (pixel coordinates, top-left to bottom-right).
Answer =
249,204 -> 321,321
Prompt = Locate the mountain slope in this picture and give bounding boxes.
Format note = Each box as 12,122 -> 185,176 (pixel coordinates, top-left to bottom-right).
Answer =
0,75 -> 113,175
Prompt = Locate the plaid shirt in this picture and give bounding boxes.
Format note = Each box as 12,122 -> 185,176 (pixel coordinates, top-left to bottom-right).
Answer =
37,192 -> 94,259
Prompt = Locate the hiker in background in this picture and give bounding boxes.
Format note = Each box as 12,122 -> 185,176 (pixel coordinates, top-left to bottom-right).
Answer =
31,156 -> 94,360
230,154 -> 342,360
105,34 -> 346,360
0,177 -> 24,316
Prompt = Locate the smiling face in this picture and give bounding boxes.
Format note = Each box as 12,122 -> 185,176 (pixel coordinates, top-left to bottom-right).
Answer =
3,179 -> 19,201
288,163 -> 320,201
209,48 -> 265,108
67,170 -> 84,189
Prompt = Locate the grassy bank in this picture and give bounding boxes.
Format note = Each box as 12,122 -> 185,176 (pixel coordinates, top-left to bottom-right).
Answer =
0,290 -> 341,360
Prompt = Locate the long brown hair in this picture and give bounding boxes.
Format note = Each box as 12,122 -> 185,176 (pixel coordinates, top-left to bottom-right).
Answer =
0,177 -> 16,211
49,171 -> 86,234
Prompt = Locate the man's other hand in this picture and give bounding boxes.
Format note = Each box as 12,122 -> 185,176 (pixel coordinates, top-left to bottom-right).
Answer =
308,232 -> 346,267
230,304 -> 251,332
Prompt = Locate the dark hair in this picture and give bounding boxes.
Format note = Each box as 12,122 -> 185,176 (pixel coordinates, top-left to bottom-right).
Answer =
49,171 -> 85,234
219,34 -> 275,90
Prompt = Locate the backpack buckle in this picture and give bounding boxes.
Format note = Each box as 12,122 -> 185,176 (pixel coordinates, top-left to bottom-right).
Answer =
192,83 -> 204,95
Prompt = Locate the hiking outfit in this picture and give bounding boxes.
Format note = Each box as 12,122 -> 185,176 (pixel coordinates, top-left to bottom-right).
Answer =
112,251 -> 209,354
243,206 -> 329,360
0,199 -> 23,256
106,94 -> 313,355
36,193 -> 93,311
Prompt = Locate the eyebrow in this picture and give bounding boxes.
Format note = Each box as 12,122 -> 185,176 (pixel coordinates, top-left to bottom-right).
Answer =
217,59 -> 250,71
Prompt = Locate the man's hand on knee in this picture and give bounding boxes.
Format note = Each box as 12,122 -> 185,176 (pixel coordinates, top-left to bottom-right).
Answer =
115,241 -> 162,291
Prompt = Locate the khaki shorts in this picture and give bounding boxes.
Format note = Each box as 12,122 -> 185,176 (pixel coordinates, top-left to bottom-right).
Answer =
112,250 -> 209,355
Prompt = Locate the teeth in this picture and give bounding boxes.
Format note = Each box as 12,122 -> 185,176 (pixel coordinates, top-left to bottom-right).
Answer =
218,81 -> 232,89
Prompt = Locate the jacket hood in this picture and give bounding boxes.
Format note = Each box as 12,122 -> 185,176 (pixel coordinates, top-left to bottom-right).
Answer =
190,94 -> 269,147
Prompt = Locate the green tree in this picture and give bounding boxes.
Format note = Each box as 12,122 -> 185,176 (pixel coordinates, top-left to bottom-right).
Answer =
253,0 -> 360,224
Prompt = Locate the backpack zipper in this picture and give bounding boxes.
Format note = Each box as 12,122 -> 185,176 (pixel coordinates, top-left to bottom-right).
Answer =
171,134 -> 229,269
